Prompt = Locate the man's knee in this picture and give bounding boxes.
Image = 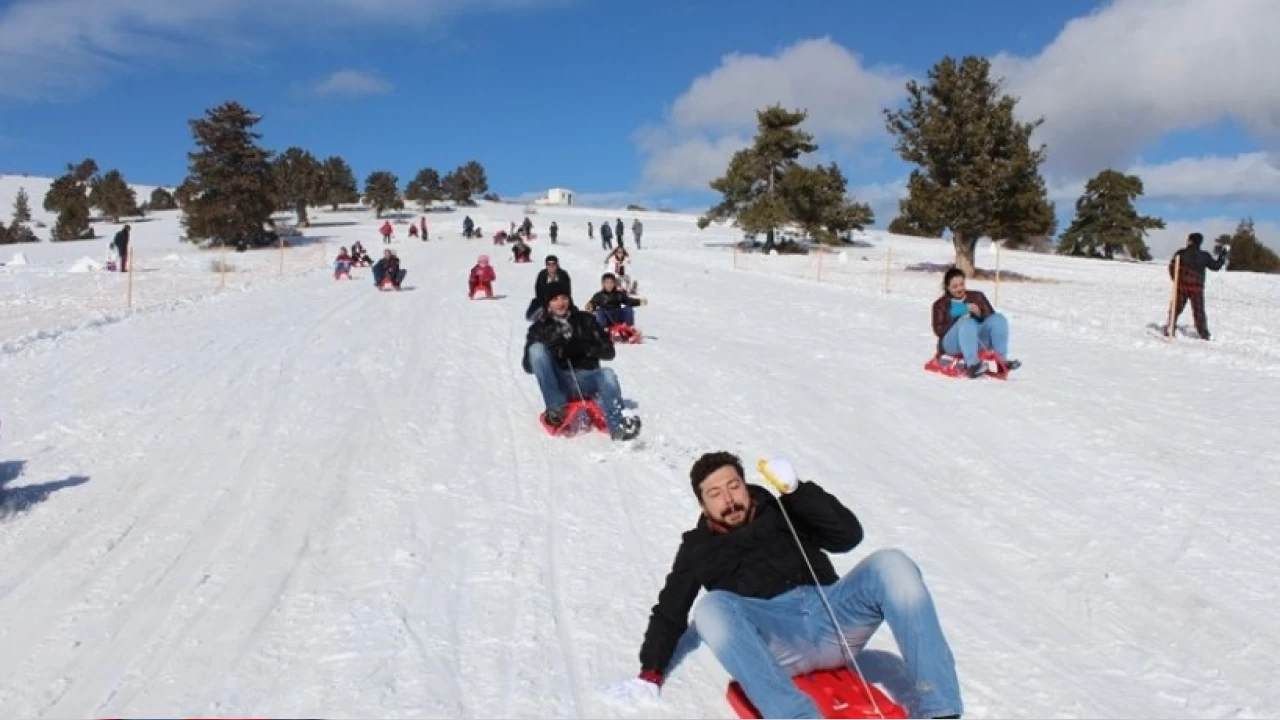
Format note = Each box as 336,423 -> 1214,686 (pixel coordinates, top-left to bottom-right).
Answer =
528,342 -> 553,366
597,366 -> 620,388
692,590 -> 743,647
865,548 -> 927,605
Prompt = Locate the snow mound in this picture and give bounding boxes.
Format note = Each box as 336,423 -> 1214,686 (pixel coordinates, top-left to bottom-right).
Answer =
68,257 -> 103,273
8,251 -> 28,265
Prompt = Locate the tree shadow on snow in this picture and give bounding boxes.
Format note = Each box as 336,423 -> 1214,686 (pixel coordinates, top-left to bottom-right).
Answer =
305,220 -> 358,228
903,260 -> 1051,284
0,460 -> 91,520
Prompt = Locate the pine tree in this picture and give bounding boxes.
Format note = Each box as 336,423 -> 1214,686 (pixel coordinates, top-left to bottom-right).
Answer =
363,171 -> 402,217
181,101 -> 277,248
404,167 -> 443,209
42,172 -> 92,241
149,187 -> 178,211
272,147 -> 323,226
88,169 -> 140,223
12,187 -> 31,224
319,156 -> 360,211
884,55 -> 1055,276
1216,218 -> 1280,274
1056,169 -> 1162,260
780,162 -> 875,243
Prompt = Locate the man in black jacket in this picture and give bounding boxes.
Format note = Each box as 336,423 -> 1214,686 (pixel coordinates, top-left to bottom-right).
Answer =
521,282 -> 641,441
526,255 -> 573,321
1168,232 -> 1228,340
605,452 -> 961,719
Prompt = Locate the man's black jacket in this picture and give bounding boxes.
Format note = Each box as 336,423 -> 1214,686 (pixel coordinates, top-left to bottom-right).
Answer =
534,269 -> 572,305
521,307 -> 616,374
638,481 -> 863,674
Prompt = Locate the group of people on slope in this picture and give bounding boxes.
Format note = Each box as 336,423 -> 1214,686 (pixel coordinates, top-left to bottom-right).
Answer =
520,254 -> 647,442
333,243 -> 405,289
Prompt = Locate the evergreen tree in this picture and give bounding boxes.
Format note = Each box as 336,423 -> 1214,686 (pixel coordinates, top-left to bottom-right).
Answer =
272,146 -> 323,226
149,187 -> 178,211
319,156 -> 360,211
1056,169 -> 1162,260
88,169 -> 140,222
884,55 -> 1055,276
181,101 -> 277,248
363,171 -> 402,217
1216,218 -> 1280,274
697,105 -> 872,245
42,171 -> 92,241
887,214 -> 944,238
12,187 -> 31,224
404,167 -> 444,209
438,161 -> 489,205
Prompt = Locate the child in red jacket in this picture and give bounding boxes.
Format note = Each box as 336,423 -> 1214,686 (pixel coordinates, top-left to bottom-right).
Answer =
469,254 -> 497,298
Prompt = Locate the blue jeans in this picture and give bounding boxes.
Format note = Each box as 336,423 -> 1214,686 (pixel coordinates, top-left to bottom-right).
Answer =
526,343 -> 626,432
693,548 -> 962,719
595,306 -> 634,327
942,313 -> 1009,366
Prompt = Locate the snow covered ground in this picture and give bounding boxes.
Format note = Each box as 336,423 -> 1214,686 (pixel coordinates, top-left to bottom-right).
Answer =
1,174 -> 1278,719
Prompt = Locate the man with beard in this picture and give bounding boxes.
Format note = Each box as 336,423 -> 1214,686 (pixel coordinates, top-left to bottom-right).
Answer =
604,452 -> 962,719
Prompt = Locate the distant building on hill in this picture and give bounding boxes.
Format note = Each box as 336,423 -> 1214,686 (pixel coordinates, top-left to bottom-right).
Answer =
533,188 -> 574,206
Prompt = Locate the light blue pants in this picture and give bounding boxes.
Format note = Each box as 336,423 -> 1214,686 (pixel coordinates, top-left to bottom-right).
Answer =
693,548 -> 963,719
942,313 -> 1009,366
526,343 -> 625,432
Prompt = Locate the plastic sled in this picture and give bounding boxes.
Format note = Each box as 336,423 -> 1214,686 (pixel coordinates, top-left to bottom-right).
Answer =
924,349 -> 1008,380
539,398 -> 608,437
334,269 -> 351,280
608,323 -> 642,344
727,667 -> 908,719
378,278 -> 400,292
513,257 -> 532,263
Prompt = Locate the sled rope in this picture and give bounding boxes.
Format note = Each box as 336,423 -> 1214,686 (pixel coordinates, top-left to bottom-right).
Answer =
760,459 -> 887,720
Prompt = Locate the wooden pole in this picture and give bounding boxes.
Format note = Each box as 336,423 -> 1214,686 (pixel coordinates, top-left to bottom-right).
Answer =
279,235 -> 285,275
220,241 -> 227,290
1166,254 -> 1182,338
126,246 -> 134,309
816,248 -> 824,283
883,247 -> 892,294
994,242 -> 1002,306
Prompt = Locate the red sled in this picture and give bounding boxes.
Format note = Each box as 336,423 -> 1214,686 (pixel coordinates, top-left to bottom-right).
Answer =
608,323 -> 642,344
513,257 -> 532,263
539,398 -> 607,437
469,281 -> 494,299
334,269 -> 351,280
924,349 -> 1008,380
378,278 -> 400,291
727,667 -> 908,719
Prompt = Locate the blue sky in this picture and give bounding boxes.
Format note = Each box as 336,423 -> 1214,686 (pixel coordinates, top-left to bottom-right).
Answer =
1,0 -> 1277,253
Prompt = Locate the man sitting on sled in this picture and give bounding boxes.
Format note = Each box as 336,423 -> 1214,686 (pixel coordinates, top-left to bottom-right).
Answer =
930,267 -> 1020,377
602,452 -> 962,719
584,272 -> 646,340
521,283 -> 641,441
372,249 -> 406,290
511,238 -> 532,263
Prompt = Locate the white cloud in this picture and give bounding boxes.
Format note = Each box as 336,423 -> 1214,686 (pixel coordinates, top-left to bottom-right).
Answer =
1046,152 -> 1280,205
312,69 -> 392,97
991,0 -> 1280,179
636,37 -> 908,192
1145,216 -> 1280,258
0,0 -> 565,102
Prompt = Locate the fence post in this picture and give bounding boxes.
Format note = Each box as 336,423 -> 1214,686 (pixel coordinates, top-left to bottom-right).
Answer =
126,247 -> 134,309
1166,255 -> 1182,338
883,247 -> 892,294
994,242 -> 1002,306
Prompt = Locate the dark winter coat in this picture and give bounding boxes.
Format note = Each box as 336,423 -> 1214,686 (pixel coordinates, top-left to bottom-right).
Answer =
600,223 -> 613,240
521,307 -> 615,373
534,268 -> 572,304
112,227 -> 130,253
930,290 -> 995,355
1169,246 -> 1226,289
587,288 -> 642,311
638,481 -> 863,674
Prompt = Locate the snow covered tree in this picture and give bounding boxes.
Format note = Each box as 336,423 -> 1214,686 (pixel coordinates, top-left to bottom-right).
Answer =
363,170 -> 402,217
1056,169 -> 1162,260
319,156 -> 360,211
88,169 -> 140,222
181,101 -> 277,248
884,55 -> 1055,276
404,167 -> 443,209
272,146 -> 323,226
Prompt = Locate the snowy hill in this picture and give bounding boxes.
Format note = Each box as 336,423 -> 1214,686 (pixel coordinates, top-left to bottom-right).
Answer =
1,176 -> 1278,718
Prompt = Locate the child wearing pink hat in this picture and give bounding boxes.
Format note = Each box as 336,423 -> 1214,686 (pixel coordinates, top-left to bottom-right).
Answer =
469,254 -> 497,299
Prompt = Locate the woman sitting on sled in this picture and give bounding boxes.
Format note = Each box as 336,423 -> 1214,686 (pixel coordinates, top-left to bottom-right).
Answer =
929,267 -> 1020,378
511,238 -> 532,263
585,272 -> 646,341
469,254 -> 497,298
333,247 -> 353,279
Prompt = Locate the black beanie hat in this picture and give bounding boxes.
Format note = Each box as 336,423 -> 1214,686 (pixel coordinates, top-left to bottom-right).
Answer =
544,281 -> 570,304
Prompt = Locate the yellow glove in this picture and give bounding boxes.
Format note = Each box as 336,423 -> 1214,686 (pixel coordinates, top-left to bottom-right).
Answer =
757,457 -> 799,494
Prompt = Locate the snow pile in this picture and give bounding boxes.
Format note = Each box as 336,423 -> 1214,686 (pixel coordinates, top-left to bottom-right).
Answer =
8,251 -> 28,265
67,257 -> 103,273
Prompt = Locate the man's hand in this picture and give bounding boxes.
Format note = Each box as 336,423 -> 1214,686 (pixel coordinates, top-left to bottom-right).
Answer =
758,457 -> 799,494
